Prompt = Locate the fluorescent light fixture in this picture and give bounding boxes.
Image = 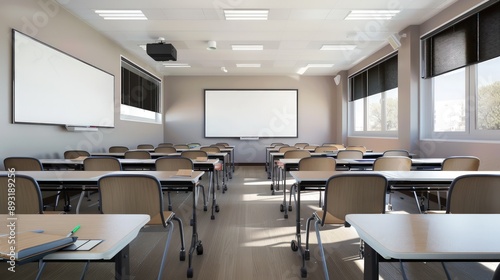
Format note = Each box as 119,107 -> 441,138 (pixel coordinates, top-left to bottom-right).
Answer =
163,63 -> 190,68
224,10 -> 269,20
297,64 -> 334,75
236,64 -> 261,68
95,10 -> 147,20
221,67 -> 228,72
231,45 -> 264,51
320,44 -> 357,51
345,10 -> 400,20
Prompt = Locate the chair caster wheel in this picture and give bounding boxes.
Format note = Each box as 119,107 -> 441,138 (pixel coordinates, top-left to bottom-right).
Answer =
280,204 -> 284,212
270,184 -> 273,190
305,250 -> 310,260
196,243 -> 203,255
180,250 -> 186,261
272,190 -> 275,195
187,268 -> 193,278
64,205 -> 71,212
288,205 -> 292,211
203,206 -> 208,211
215,205 -> 220,212
168,206 -> 173,211
300,267 -> 307,278
284,214 -> 288,219
291,240 -> 298,252
211,215 -> 215,220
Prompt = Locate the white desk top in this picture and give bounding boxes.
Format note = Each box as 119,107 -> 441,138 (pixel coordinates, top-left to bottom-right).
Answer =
346,213 -> 500,260
0,170 -> 205,184
0,214 -> 149,260
40,158 -> 219,167
290,170 -> 500,184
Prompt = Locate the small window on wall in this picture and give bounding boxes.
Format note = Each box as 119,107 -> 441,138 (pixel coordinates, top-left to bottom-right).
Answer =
120,57 -> 162,124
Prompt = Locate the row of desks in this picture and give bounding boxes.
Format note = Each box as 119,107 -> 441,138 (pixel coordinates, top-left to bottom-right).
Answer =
289,170 -> 500,279
0,170 -> 205,279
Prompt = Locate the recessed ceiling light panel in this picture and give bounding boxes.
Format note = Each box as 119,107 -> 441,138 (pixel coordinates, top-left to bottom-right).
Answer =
95,10 -> 147,20
224,10 -> 269,20
231,45 -> 264,51
345,10 -> 400,20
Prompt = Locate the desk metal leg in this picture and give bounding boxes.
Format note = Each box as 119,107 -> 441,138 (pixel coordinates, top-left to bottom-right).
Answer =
114,245 -> 130,280
363,243 -> 379,280
210,171 -> 219,220
281,168 -> 289,219
188,184 -> 203,278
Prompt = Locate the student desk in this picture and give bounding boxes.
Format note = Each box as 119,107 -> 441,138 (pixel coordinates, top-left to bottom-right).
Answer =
0,214 -> 149,279
275,158 -> 445,219
0,170 -> 205,277
288,170 -> 500,276
346,213 -> 500,280
39,159 -> 221,218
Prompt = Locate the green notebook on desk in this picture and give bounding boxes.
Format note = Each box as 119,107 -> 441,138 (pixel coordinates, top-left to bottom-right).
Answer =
0,231 -> 77,263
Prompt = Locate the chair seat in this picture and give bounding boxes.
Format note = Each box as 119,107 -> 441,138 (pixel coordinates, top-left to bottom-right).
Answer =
315,210 -> 344,225
149,211 -> 175,226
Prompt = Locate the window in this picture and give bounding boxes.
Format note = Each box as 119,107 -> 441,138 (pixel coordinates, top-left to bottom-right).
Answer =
422,1 -> 500,140
349,54 -> 398,136
120,57 -> 162,124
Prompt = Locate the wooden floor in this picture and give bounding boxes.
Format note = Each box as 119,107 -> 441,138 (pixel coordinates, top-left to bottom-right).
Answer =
1,165 -> 498,279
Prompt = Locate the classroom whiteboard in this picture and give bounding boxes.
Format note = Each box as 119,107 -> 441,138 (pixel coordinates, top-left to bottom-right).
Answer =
12,30 -> 115,127
204,89 -> 298,138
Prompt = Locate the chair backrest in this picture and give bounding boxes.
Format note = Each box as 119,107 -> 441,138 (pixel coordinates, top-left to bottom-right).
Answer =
109,146 -> 129,153
137,144 -> 154,150
323,143 -> 345,150
279,146 -> 298,153
98,174 -> 165,225
336,150 -> 363,159
446,174 -> 500,214
209,144 -> 226,150
155,156 -> 193,171
157,143 -> 174,147
315,146 -> 338,153
322,174 -> 387,226
154,146 -> 177,153
303,145 -> 319,150
84,156 -> 122,171
284,150 -> 311,159
4,157 -> 43,171
173,144 -> 190,149
298,157 -> 336,171
0,174 -> 43,214
201,146 -> 221,153
441,156 -> 480,171
124,150 -> 151,159
270,142 -> 285,147
345,146 -> 367,154
64,150 -> 90,159
181,150 -> 208,160
294,143 -> 309,149
373,156 -> 412,171
383,149 -> 410,157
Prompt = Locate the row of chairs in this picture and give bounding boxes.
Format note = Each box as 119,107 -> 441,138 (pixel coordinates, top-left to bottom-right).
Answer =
0,171 -> 187,280
110,142 -> 231,153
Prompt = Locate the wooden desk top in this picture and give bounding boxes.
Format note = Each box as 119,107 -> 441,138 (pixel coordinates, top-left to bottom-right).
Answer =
0,214 -> 149,260
346,213 -> 500,260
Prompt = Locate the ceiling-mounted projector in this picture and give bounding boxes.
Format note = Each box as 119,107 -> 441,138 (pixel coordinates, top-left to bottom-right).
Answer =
146,42 -> 177,61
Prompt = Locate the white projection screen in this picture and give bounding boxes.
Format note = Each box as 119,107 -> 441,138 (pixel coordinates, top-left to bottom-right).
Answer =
12,30 -> 114,127
204,89 -> 298,138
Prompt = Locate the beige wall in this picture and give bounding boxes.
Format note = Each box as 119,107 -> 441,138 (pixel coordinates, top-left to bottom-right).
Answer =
164,75 -> 337,163
0,0 -> 164,168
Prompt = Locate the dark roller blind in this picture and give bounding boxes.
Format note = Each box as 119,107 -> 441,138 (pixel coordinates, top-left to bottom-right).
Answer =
479,2 -> 500,62
350,54 -> 398,101
422,1 -> 500,78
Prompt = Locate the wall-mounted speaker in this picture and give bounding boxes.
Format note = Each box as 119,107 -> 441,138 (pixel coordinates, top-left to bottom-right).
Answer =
334,74 -> 341,86
387,34 -> 402,50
